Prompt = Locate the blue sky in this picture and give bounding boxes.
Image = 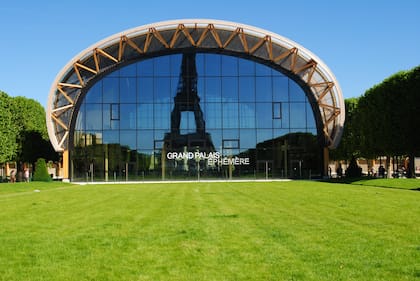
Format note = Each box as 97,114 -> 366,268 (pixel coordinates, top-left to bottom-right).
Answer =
1,0 -> 419,107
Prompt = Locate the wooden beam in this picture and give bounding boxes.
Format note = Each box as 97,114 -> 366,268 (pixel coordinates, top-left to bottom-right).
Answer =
318,102 -> 340,113
93,48 -> 118,72
121,35 -> 143,56
223,28 -> 241,48
74,62 -> 97,74
208,24 -> 222,48
150,28 -> 169,48
249,35 -> 269,55
169,25 -> 183,48
170,24 -> 196,48
51,114 -> 68,130
265,36 -> 273,60
73,64 -> 85,87
237,28 -> 249,53
118,36 -> 126,61
305,63 -> 317,83
95,48 -> 118,63
196,26 -> 210,46
290,48 -> 298,72
293,60 -> 317,75
144,30 -> 153,52
315,82 -> 334,101
93,50 -> 100,72
58,131 -> 69,148
52,104 -> 73,113
273,47 -> 297,63
58,82 -> 82,89
181,26 -> 196,46
57,86 -> 74,104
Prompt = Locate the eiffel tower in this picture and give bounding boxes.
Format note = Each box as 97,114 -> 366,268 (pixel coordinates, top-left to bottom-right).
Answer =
163,53 -> 215,170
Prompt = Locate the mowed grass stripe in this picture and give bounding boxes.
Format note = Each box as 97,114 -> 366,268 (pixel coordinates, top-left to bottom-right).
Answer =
0,181 -> 419,281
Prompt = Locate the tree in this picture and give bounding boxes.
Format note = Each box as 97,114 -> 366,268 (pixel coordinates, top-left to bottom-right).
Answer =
33,158 -> 52,182
355,65 -> 420,177
0,91 -> 18,163
330,98 -> 361,161
10,96 -> 58,169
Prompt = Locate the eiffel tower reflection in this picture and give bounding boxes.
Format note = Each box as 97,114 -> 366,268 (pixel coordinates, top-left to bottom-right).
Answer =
163,53 -> 215,172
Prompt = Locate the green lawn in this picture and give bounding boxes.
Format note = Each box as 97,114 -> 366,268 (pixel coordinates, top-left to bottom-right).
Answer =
0,180 -> 419,281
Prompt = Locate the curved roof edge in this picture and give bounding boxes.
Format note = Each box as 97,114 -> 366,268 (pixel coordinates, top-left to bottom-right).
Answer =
47,19 -> 345,152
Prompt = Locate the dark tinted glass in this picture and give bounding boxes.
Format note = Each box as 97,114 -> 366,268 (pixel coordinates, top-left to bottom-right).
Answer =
73,52 -> 320,181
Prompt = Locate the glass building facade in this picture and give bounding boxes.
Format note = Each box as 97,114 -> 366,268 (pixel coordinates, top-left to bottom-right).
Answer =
71,52 -> 322,181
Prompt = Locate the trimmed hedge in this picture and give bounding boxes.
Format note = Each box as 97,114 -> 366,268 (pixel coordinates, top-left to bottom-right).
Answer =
33,158 -> 52,182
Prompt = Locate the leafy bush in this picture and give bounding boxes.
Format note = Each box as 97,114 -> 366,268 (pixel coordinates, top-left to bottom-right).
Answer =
33,158 -> 52,182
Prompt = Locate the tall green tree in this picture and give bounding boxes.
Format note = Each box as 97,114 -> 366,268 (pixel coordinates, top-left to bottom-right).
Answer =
331,98 -> 361,161
0,91 -> 18,163
11,96 -> 48,139
356,66 -> 420,177
10,96 -> 57,168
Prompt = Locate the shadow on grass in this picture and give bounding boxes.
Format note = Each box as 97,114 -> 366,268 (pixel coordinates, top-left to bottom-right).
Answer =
321,177 -> 420,191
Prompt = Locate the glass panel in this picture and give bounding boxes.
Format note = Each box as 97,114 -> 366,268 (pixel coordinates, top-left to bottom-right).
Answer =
306,102 -> 316,129
204,77 -> 221,102
137,77 -> 153,103
290,103 -> 306,128
155,77 -> 171,103
71,53 -> 323,181
273,77 -> 289,102
103,78 -> 119,103
222,77 -> 238,102
195,54 -> 205,77
256,103 -> 272,129
85,82 -> 102,103
223,139 -> 239,149
137,59 -> 153,76
120,104 -> 136,129
154,130 -> 166,142
290,80 -> 306,102
273,102 -> 282,119
257,129 -> 273,144
103,130 -> 119,144
239,103 -> 255,128
222,103 -> 238,128
103,104 -> 119,130
170,77 -> 180,99
239,77 -> 255,102
222,129 -> 239,140
120,77 -> 136,103
238,59 -> 254,76
137,104 -> 154,129
75,103 -> 85,130
120,63 -> 136,77
154,56 -> 170,76
221,55 -> 237,76
111,104 -> 119,120
273,128 -> 289,139
85,104 -> 102,130
120,130 -> 137,150
206,129 -> 222,150
204,54 -> 221,76
154,104 -> 170,129
180,112 -> 196,134
196,76 -> 205,101
281,103 -> 290,128
137,130 -> 154,150
107,69 -> 119,78
170,54 -> 182,77
256,63 -> 272,76
256,77 -> 272,102
240,129 -> 256,149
